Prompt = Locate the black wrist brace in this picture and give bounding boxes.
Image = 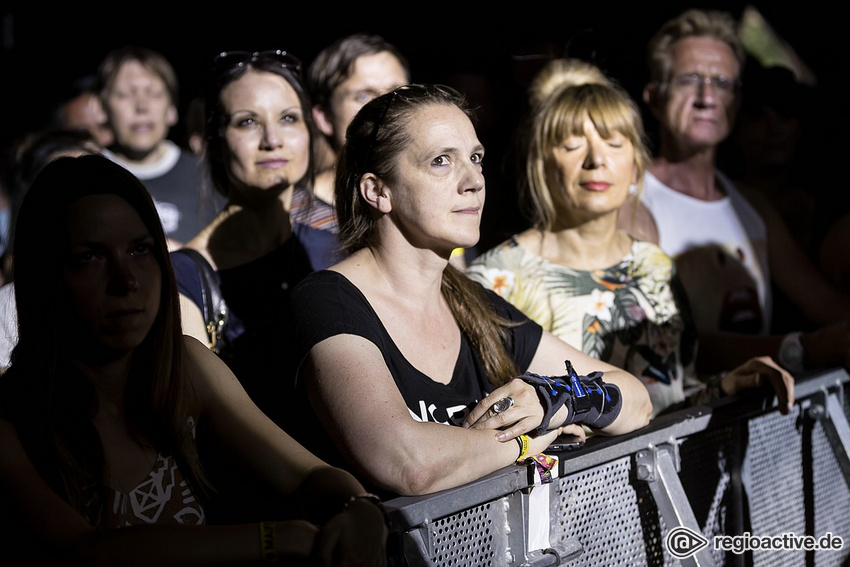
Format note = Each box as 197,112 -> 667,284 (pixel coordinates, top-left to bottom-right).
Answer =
519,360 -> 622,434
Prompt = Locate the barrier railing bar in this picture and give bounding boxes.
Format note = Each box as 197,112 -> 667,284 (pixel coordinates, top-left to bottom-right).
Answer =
638,442 -> 717,566
822,391 -> 850,487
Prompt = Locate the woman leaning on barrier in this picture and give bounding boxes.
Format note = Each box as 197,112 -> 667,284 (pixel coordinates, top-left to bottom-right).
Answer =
287,83 -> 653,497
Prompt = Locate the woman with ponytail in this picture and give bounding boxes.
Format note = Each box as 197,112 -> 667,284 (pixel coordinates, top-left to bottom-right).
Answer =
289,84 -> 652,497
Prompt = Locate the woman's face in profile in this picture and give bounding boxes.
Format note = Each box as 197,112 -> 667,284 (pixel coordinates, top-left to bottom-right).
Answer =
220,69 -> 310,197
62,194 -> 161,356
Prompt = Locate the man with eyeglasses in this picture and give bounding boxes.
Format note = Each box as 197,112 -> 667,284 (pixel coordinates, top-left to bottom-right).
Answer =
621,8 -> 850,378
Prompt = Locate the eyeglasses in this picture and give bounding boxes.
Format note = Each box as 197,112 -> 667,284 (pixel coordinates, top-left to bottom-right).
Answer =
368,84 -> 463,153
666,73 -> 740,99
212,50 -> 302,75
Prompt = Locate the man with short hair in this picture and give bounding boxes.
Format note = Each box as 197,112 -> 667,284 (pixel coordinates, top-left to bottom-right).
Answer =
99,46 -> 213,247
306,33 -> 411,204
628,8 -> 850,375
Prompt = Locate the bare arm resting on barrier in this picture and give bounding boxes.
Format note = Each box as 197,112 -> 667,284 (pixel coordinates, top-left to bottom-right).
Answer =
302,328 -> 651,497
302,335 -> 551,496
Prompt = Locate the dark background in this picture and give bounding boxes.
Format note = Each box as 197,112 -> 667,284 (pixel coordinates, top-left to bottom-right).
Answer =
0,2 -> 843,245
1,3 -> 838,144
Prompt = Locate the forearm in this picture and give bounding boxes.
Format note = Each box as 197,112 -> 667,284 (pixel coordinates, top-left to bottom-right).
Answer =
515,366 -> 650,437
290,468 -> 389,566
524,332 -> 650,433
351,423 -> 546,496
544,370 -> 650,435
772,240 -> 850,326
593,370 -> 652,435
295,465 -> 377,524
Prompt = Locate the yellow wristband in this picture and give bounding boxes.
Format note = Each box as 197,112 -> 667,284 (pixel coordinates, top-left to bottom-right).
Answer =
259,521 -> 277,563
515,434 -> 530,464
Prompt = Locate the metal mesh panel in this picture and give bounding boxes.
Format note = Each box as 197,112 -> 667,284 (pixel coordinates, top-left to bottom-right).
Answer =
548,440 -> 736,567
385,373 -> 850,567
634,475 -> 668,566
405,499 -> 509,567
813,414 -> 850,566
743,406 -> 807,566
551,456 -> 650,566
679,426 -> 736,567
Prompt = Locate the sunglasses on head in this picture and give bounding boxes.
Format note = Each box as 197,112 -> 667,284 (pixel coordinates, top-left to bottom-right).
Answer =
369,83 -> 464,151
212,50 -> 302,76
376,84 -> 463,117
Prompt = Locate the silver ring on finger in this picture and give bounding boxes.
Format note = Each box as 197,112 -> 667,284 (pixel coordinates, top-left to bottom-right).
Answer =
492,397 -> 514,415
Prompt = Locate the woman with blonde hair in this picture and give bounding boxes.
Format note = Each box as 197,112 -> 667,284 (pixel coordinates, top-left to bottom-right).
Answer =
468,59 -> 794,418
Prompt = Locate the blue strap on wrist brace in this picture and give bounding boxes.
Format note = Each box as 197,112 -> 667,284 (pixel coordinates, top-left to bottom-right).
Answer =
520,360 -> 622,434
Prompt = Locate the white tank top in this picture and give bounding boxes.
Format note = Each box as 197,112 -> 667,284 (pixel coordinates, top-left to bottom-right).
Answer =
641,171 -> 771,334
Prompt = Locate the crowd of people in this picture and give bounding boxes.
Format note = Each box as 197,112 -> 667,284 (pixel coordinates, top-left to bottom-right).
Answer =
0,7 -> 844,565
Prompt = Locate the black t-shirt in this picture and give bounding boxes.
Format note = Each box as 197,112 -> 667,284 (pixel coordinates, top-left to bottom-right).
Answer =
289,269 -> 543,474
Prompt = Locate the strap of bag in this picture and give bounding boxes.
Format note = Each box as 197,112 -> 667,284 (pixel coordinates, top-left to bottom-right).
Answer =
174,249 -> 228,352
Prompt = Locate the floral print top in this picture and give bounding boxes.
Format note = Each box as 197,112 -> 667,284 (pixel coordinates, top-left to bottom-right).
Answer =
467,237 -> 698,417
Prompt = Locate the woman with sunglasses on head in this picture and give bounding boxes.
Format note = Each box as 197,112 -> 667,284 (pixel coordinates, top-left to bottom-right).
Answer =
171,49 -> 350,523
172,50 -> 340,436
0,155 -> 387,566
288,84 -> 652,497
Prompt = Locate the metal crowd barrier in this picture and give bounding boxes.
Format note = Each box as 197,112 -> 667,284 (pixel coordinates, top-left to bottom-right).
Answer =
383,368 -> 850,566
